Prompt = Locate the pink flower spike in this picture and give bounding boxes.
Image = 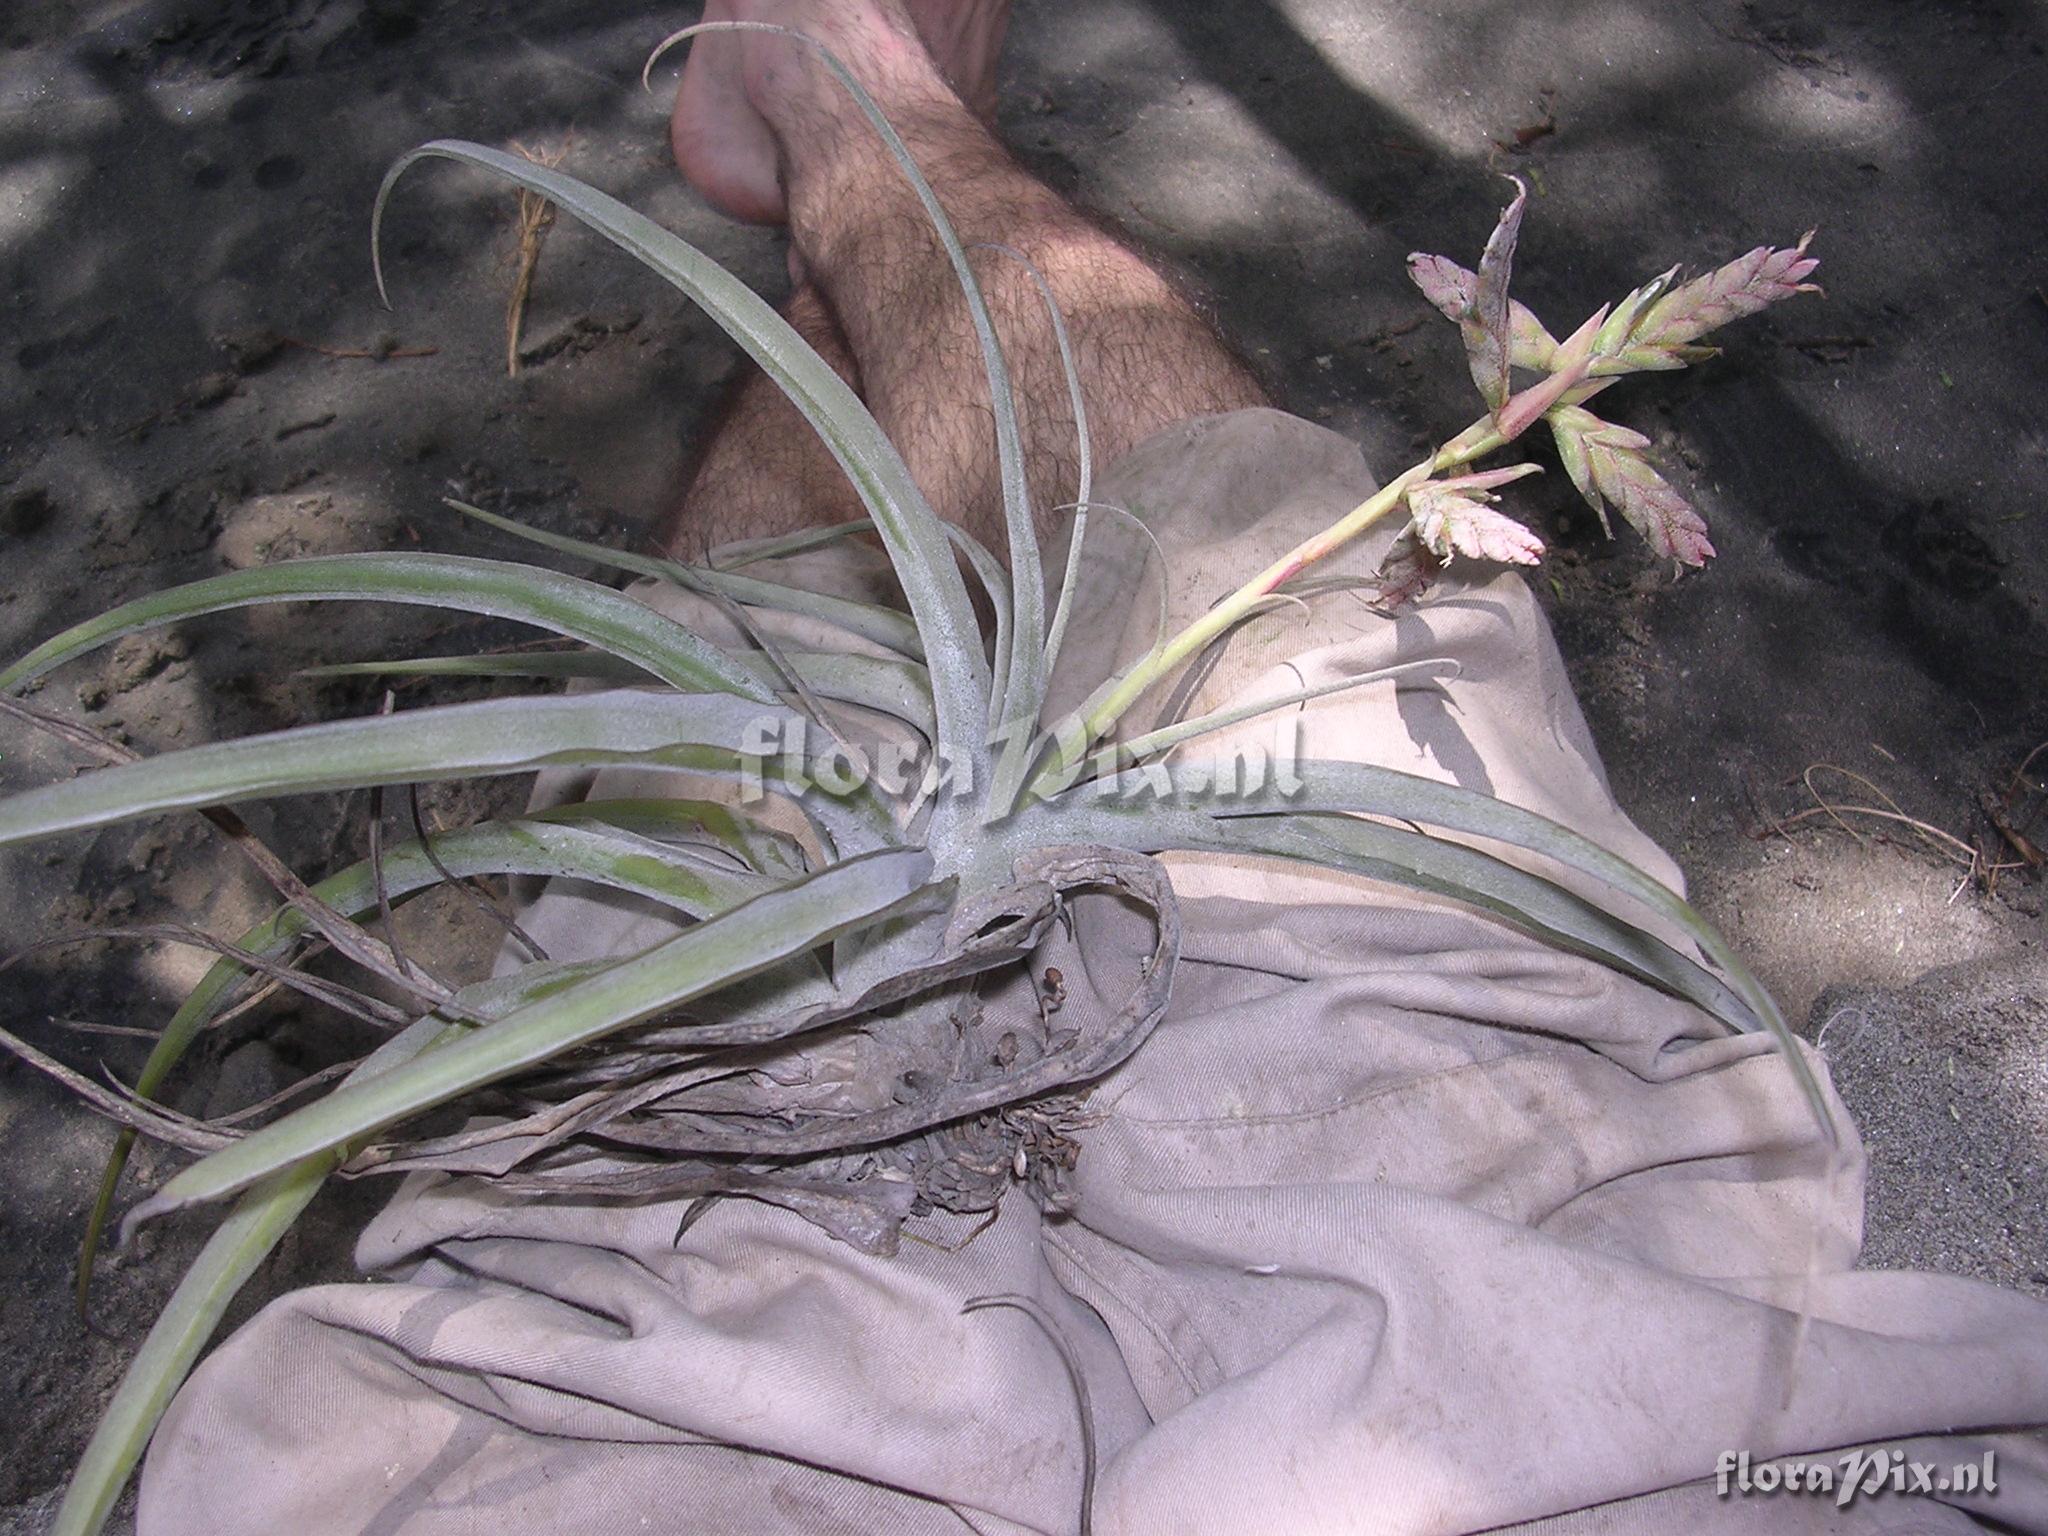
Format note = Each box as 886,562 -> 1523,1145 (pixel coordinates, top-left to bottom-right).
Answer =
1548,404 -> 1716,564
1403,466 -> 1546,573
1413,499 -> 1546,567
1593,450 -> 1717,566
1635,230 -> 1821,350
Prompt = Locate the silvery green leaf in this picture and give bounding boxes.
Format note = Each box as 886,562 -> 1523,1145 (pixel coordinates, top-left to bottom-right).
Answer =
309,649 -> 935,738
945,522 -> 1013,709
0,689 -> 899,858
647,28 -> 1040,830
709,519 -> 875,569
1029,781 -> 1828,1141
0,553 -> 773,702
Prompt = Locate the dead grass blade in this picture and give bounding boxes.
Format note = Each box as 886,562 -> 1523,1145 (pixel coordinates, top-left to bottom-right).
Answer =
1757,761 -> 2033,897
0,1027 -> 230,1154
505,138 -> 570,376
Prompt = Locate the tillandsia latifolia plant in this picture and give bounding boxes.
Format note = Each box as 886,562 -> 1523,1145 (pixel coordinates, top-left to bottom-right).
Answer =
0,25 -> 1825,1536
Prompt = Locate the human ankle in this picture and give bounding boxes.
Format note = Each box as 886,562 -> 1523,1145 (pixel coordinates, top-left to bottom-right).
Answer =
742,6 -> 962,183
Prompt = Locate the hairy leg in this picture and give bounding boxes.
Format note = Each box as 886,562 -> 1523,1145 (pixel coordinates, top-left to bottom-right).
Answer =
661,0 -> 1030,557
668,0 -> 1268,553
655,281 -> 868,557
723,0 -> 1268,549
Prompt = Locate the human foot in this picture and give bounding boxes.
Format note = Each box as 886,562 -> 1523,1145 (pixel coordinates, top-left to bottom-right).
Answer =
668,0 -> 786,226
668,0 -> 1011,226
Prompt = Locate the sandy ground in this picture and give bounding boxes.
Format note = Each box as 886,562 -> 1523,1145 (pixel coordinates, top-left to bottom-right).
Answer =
1,0 -> 2043,1523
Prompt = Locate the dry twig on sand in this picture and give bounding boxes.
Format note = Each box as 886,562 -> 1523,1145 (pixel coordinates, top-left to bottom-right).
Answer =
505,138 -> 572,375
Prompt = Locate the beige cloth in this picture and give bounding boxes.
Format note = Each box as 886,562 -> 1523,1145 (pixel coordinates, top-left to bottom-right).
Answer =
139,410 -> 2048,1534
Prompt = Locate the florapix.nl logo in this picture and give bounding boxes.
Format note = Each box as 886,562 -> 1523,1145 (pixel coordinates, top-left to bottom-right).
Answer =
1715,1448 -> 1998,1511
